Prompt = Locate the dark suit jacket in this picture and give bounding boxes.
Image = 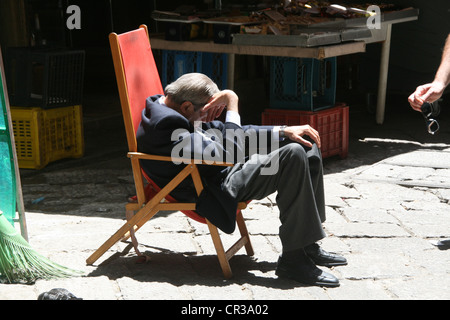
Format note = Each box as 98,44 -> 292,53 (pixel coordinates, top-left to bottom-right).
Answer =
136,95 -> 276,233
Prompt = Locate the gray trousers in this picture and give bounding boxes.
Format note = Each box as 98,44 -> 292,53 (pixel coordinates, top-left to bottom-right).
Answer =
223,142 -> 327,252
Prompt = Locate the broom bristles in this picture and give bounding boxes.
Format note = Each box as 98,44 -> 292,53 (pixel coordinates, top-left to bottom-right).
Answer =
0,215 -> 83,284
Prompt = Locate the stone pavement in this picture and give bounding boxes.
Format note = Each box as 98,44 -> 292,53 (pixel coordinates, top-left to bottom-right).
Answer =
1,106 -> 450,301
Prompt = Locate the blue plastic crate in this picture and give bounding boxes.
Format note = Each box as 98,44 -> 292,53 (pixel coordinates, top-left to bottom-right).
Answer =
161,50 -> 228,89
269,57 -> 336,111
201,52 -> 228,90
161,51 -> 202,87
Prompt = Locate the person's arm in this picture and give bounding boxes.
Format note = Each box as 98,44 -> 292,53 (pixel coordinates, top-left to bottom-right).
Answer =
408,34 -> 450,111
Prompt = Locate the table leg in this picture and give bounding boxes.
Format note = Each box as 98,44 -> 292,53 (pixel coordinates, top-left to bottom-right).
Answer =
376,23 -> 392,124
227,53 -> 235,90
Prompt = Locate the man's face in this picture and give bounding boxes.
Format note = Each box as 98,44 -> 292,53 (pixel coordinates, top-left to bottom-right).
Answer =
180,101 -> 208,125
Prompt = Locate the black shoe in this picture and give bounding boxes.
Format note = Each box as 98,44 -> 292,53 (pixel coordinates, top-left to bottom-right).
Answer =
305,243 -> 347,267
432,239 -> 450,250
276,251 -> 340,288
437,239 -> 450,247
38,288 -> 82,300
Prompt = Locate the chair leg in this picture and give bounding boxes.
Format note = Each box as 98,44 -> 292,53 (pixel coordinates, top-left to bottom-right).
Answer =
86,205 -> 159,265
236,210 -> 254,256
206,211 -> 253,279
125,209 -> 142,257
206,219 -> 233,279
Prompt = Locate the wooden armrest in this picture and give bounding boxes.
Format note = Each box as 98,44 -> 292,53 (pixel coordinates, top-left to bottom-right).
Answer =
127,152 -> 234,166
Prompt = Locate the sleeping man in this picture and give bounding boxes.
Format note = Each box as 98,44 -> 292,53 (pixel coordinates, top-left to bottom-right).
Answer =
137,73 -> 347,287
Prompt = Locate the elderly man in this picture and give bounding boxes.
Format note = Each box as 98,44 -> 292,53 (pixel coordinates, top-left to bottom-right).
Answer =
137,73 -> 346,287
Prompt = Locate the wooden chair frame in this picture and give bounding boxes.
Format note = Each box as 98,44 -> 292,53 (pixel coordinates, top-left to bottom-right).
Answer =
86,25 -> 253,279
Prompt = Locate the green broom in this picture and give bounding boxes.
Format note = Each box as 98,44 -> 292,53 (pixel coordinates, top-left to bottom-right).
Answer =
0,211 -> 84,284
0,211 -> 83,283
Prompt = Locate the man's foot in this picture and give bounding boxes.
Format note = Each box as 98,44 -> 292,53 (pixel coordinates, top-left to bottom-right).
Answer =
305,243 -> 347,267
276,250 -> 340,288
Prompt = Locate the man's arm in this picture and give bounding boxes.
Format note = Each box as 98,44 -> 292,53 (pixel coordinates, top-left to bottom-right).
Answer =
408,34 -> 450,111
434,34 -> 450,88
202,89 -> 239,122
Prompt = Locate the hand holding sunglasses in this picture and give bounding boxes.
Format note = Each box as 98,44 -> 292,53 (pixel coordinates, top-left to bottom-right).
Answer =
421,101 -> 440,135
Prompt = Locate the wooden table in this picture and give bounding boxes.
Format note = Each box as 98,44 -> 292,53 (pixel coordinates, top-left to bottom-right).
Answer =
150,8 -> 418,124
150,36 -> 365,101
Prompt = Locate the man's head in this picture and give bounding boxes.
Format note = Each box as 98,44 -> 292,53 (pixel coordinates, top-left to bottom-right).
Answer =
164,73 -> 220,124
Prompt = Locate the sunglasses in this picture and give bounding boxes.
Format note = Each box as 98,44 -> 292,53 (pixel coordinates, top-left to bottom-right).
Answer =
421,101 -> 440,135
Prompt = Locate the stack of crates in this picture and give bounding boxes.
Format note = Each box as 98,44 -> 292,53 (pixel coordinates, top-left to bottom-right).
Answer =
161,50 -> 228,90
5,47 -> 85,169
264,56 -> 349,159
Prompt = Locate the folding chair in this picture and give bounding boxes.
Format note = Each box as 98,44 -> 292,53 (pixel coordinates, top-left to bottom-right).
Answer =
86,25 -> 253,279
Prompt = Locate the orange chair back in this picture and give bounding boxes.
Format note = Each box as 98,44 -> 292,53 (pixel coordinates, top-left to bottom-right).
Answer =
111,25 -> 163,148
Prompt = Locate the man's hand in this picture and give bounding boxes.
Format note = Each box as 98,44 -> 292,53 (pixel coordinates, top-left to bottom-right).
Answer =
201,90 -> 239,122
408,81 -> 446,111
284,125 -> 321,148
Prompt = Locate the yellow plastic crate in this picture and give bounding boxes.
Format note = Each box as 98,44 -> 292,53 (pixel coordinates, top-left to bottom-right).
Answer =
11,105 -> 84,169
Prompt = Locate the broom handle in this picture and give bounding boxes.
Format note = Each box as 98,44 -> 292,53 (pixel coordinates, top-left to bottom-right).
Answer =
0,46 -> 28,241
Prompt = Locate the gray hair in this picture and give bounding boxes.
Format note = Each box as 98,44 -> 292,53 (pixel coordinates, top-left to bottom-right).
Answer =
164,73 -> 219,107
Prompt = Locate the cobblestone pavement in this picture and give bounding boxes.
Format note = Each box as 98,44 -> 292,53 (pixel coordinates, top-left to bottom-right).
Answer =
1,105 -> 450,301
